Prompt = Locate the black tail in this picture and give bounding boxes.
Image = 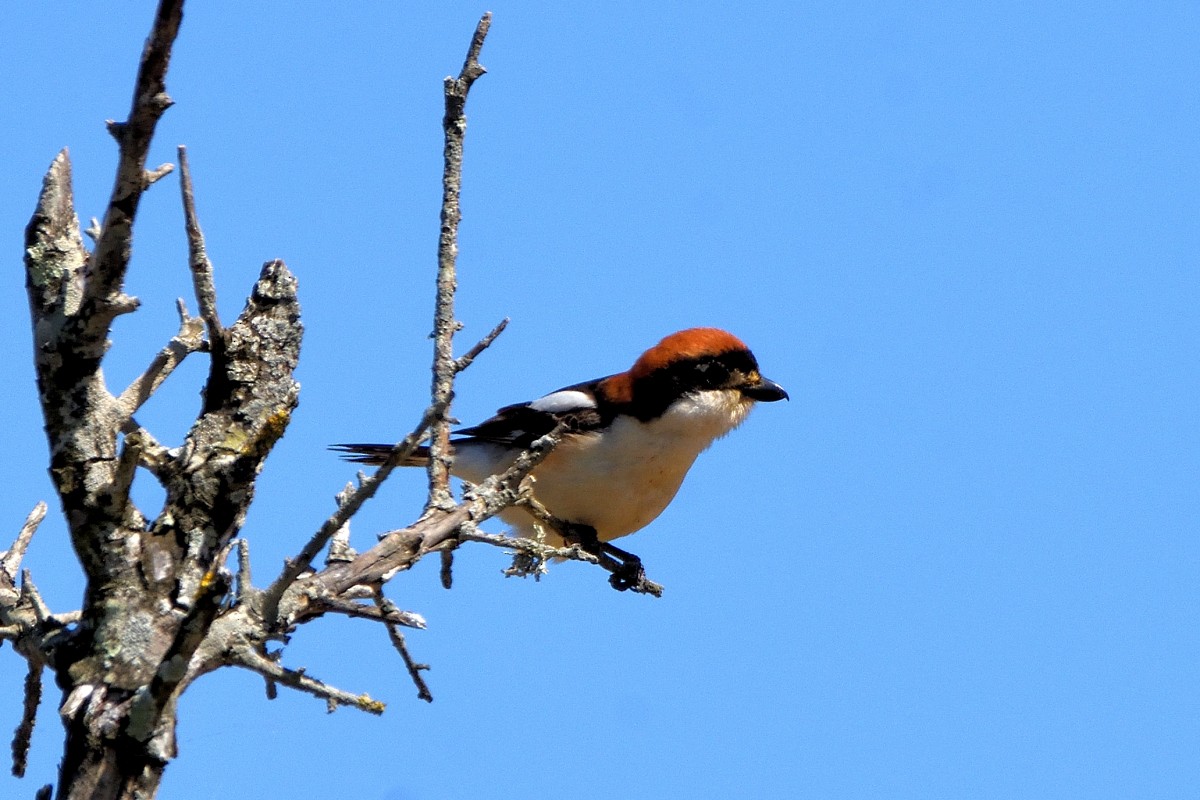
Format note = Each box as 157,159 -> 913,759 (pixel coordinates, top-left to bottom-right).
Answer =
329,443 -> 430,467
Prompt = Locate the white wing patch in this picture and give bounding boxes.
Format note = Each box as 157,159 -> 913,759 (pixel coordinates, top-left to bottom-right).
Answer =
529,389 -> 596,413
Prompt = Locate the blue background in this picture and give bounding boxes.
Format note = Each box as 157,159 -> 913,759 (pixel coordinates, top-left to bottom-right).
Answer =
2,3 -> 1197,798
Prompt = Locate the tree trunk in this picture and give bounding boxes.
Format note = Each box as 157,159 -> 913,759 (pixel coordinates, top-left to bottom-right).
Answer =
57,715 -> 167,800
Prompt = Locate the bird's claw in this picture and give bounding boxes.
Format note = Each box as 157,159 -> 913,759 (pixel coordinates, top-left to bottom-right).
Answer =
607,558 -> 646,592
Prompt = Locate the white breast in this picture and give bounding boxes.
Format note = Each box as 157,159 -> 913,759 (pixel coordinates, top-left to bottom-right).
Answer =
455,389 -> 754,544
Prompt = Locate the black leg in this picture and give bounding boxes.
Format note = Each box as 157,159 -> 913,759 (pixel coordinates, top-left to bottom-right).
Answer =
561,523 -> 645,592
599,542 -> 645,592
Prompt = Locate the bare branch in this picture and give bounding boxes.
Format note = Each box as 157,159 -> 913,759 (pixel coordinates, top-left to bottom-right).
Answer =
374,590 -> 432,702
458,12 -> 493,86
116,298 -> 205,417
11,10 -> 678,796
10,662 -> 42,778
428,12 -> 494,509
313,595 -> 426,630
177,146 -> 223,338
456,526 -> 599,565
230,647 -> 385,716
19,573 -> 51,626
127,569 -> 228,745
117,424 -> 174,479
88,0 -> 185,312
1,503 -> 47,582
439,547 -> 455,590
454,317 -> 508,373
23,2 -> 187,599
144,162 -> 175,186
234,539 -> 253,602
325,492 -> 358,567
18,3 -> 313,794
103,433 -> 144,527
24,151 -> 88,318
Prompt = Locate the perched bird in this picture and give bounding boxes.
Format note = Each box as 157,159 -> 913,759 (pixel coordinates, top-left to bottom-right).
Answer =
334,327 -> 787,586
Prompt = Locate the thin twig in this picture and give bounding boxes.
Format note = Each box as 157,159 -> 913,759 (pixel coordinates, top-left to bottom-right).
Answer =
313,595 -> 426,630
10,662 -> 41,778
439,547 -> 455,589
454,317 -> 509,373
457,527 -> 600,565
515,494 -> 626,574
116,294 -> 205,418
231,647 -> 385,715
373,590 -> 432,703
144,163 -> 175,185
325,483 -> 359,567
326,525 -> 357,566
177,145 -> 223,338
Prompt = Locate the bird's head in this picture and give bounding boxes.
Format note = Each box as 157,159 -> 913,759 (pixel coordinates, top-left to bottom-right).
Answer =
600,327 -> 788,420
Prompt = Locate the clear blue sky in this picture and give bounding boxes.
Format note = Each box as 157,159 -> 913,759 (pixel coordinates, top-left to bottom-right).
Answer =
3,2 -> 1198,798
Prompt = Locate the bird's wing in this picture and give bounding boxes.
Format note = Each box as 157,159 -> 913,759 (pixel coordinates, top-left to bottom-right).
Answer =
455,383 -> 609,448
332,379 -> 615,463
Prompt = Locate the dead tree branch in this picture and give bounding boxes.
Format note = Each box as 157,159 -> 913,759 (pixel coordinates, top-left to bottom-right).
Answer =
428,12 -> 494,510
454,316 -> 508,373
19,2 -> 303,795
90,0 -> 184,318
230,646 -> 385,715
0,504 -> 45,585
374,588 -> 433,703
116,300 -> 205,417
11,662 -> 41,778
8,8 -> 660,798
177,145 -> 223,338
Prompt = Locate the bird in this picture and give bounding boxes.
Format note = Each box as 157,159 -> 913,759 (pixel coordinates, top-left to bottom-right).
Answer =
333,327 -> 787,588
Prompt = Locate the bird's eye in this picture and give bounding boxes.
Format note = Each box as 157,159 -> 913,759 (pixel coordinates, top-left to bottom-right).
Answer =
693,359 -> 728,387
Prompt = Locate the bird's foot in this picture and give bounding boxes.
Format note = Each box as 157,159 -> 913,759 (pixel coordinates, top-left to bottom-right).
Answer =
607,556 -> 646,592
558,522 -> 661,596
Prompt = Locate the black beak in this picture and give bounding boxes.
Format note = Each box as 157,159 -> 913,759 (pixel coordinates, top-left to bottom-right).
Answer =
741,376 -> 789,402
